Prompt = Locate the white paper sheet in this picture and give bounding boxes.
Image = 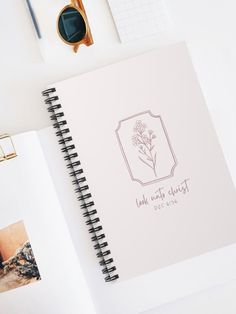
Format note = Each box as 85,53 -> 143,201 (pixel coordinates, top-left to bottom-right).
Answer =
107,0 -> 171,42
1,0 -> 42,63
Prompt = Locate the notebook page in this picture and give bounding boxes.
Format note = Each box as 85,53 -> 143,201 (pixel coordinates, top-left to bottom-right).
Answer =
107,0 -> 171,42
0,132 -> 95,314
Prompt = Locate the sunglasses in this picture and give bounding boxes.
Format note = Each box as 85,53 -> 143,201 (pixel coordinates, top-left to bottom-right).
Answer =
57,0 -> 93,53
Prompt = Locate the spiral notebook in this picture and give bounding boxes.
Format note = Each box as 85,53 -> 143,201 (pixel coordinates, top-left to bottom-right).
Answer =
2,43 -> 236,314
42,42 -> 236,284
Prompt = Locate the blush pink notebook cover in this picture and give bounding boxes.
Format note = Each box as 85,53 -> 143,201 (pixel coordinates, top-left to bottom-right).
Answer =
49,43 -> 236,281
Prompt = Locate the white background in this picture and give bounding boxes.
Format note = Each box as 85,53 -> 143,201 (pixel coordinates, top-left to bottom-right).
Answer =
0,0 -> 236,313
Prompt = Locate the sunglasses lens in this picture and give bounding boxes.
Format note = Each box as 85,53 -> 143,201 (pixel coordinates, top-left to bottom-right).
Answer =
58,7 -> 86,43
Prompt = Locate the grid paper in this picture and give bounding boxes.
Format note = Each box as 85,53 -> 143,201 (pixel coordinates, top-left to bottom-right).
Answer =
107,0 -> 170,43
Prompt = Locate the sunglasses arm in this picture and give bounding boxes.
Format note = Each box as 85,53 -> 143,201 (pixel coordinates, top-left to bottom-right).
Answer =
71,0 -> 85,12
73,44 -> 79,53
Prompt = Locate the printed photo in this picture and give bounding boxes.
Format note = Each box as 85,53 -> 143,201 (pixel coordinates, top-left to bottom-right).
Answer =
0,221 -> 41,293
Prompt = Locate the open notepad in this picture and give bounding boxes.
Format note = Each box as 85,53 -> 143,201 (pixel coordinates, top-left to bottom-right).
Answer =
107,0 -> 171,42
0,132 -> 96,314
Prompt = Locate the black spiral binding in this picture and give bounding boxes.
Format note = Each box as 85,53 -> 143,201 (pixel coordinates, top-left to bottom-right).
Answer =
42,88 -> 119,282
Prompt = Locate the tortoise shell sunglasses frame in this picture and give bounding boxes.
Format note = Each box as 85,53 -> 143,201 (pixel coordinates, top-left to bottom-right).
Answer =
57,0 -> 93,53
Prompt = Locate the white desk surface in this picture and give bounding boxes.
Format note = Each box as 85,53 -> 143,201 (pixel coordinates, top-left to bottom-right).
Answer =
1,0 -> 236,313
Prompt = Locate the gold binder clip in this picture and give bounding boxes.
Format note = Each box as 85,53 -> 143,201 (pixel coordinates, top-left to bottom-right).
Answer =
0,134 -> 17,162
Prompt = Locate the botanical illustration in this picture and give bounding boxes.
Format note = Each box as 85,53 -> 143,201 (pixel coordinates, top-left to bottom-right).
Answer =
132,120 -> 157,177
0,221 -> 41,293
116,111 -> 177,186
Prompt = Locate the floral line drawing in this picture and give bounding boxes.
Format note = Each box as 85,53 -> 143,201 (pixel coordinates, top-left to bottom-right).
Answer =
116,111 -> 178,186
132,120 -> 157,177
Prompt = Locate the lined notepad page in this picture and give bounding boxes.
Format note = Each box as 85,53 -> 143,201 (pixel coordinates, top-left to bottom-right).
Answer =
107,0 -> 171,42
